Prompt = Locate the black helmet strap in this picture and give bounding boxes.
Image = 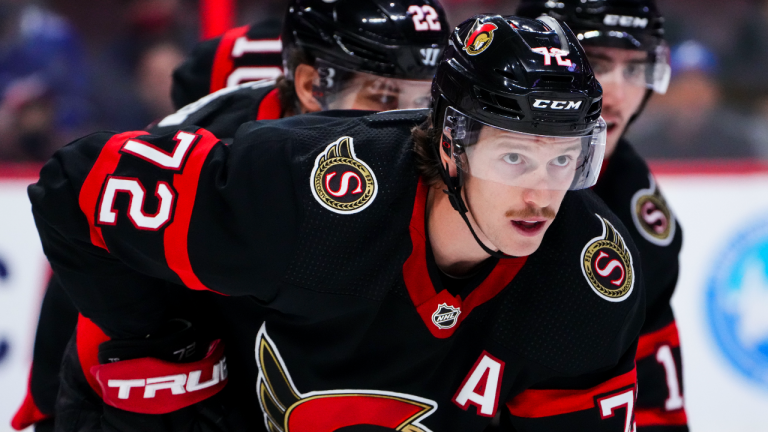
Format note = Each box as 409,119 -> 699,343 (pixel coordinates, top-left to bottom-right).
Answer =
431,134 -> 514,260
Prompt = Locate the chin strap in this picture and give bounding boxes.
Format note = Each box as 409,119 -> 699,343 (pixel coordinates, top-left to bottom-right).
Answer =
433,135 -> 514,260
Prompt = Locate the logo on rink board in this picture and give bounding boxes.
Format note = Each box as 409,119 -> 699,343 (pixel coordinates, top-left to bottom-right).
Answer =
581,215 -> 635,302
707,218 -> 768,389
631,174 -> 676,246
255,325 -> 438,431
311,137 -> 378,215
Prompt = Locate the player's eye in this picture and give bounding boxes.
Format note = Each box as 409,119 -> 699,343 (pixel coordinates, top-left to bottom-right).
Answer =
550,155 -> 571,167
502,153 -> 522,165
624,63 -> 646,80
590,60 -> 613,76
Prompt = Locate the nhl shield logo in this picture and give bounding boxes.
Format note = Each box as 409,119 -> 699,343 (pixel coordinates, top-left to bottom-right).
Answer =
310,137 -> 378,215
581,215 -> 635,302
432,303 -> 461,329
631,174 -> 676,247
463,20 -> 498,56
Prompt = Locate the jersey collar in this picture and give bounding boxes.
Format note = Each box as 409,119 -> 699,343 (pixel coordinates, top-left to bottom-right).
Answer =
403,180 -> 527,339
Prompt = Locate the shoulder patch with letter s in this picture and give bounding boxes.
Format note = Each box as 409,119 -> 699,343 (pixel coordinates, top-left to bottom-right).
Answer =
310,137 -> 377,215
581,214 -> 635,302
630,174 -> 676,246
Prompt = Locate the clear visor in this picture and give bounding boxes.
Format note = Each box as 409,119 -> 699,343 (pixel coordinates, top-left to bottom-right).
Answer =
444,107 -> 607,191
587,43 -> 671,94
312,59 -> 433,111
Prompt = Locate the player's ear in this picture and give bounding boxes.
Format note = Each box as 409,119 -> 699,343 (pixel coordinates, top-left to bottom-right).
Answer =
294,64 -> 322,113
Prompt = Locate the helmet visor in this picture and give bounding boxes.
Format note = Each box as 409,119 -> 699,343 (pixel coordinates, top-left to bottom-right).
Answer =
313,59 -> 433,111
444,107 -> 607,191
582,36 -> 671,94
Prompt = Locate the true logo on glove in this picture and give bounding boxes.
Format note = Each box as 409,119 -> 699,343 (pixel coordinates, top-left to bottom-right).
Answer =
311,137 -> 378,215
581,215 -> 635,302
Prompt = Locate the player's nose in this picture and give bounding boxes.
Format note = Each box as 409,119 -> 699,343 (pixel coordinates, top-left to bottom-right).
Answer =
521,187 -> 553,210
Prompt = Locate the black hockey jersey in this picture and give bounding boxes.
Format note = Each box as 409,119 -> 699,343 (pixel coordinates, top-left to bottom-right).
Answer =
593,139 -> 688,431
171,20 -> 283,110
153,79 -> 282,138
30,110 -> 646,431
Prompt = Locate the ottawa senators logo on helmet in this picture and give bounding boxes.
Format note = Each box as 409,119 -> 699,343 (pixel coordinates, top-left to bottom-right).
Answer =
463,20 -> 498,56
581,215 -> 635,302
311,137 -> 378,215
255,325 -> 438,432
631,175 -> 676,247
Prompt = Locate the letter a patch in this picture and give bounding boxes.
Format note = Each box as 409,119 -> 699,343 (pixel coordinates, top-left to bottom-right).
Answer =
453,351 -> 505,417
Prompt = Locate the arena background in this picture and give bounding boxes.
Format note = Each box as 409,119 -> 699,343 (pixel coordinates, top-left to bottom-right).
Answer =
1,0 -> 768,430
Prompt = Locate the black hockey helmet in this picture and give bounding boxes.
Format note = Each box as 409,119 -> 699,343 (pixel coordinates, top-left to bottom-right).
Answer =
282,0 -> 450,80
431,15 -> 607,258
517,0 -> 669,93
432,14 -> 603,138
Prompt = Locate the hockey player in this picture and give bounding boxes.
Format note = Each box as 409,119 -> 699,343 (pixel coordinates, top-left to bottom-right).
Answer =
154,0 -> 450,137
12,2 -> 450,429
518,1 -> 688,430
171,19 -> 283,110
30,15 -> 646,432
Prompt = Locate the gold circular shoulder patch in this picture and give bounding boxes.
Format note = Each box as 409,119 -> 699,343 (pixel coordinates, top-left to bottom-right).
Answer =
631,174 -> 676,246
581,215 -> 635,302
310,137 -> 377,215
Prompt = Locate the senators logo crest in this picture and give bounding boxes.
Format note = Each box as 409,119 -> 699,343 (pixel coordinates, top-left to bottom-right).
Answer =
581,215 -> 635,302
463,20 -> 498,56
631,175 -> 676,246
255,325 -> 438,432
311,137 -> 377,215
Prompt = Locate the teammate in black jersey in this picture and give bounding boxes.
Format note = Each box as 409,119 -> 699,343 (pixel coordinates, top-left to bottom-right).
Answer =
171,19 -> 283,110
157,0 -> 450,136
31,15 -> 647,432
11,1 -> 451,430
518,1 -> 687,431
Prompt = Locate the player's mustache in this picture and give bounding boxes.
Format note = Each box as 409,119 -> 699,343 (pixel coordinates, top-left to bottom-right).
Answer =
505,206 -> 556,219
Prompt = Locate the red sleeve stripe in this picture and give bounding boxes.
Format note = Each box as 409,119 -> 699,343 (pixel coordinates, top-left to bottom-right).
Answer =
78,131 -> 147,250
256,88 -> 283,121
10,366 -> 50,430
636,407 -> 688,427
162,128 -> 219,292
210,26 -> 249,94
506,368 -> 637,418
636,322 -> 681,360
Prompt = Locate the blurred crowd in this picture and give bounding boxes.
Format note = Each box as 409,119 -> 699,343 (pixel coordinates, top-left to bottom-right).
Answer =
1,0 -> 767,162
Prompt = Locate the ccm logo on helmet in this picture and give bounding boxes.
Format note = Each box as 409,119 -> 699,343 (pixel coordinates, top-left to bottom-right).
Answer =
603,14 -> 649,29
108,358 -> 227,400
532,99 -> 583,110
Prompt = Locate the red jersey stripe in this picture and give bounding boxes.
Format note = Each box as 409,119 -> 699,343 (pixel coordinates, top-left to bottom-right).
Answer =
210,26 -> 249,94
635,406 -> 688,426
163,128 -> 219,292
506,367 -> 637,418
10,366 -> 50,430
78,131 -> 146,250
256,88 -> 283,121
636,322 -> 681,360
